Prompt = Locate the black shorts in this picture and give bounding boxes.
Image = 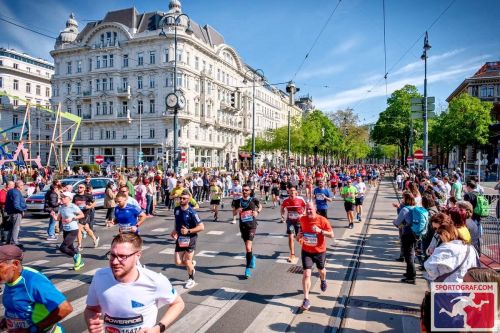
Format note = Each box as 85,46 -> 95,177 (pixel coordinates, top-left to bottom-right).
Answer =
355,196 -> 365,206
239,224 -> 256,242
175,236 -> 197,253
317,209 -> 328,218
286,221 -> 300,235
330,184 -> 338,189
271,188 -> 279,196
344,201 -> 355,212
231,199 -> 240,208
301,250 -> 327,270
264,186 -> 270,193
106,207 -> 115,220
210,199 -> 220,205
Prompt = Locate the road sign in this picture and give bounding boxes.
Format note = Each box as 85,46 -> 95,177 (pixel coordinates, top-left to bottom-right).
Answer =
95,155 -> 104,165
181,151 -> 186,162
411,111 -> 436,119
414,150 -> 424,160
407,157 -> 413,162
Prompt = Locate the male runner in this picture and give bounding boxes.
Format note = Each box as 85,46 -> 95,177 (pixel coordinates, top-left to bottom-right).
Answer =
209,179 -> 222,221
341,178 -> 358,229
329,171 -> 339,198
313,180 -> 333,218
278,175 -> 292,208
84,233 -> 185,332
72,184 -> 99,250
230,179 -> 243,224
171,190 -> 204,289
354,176 -> 367,222
297,202 -> 334,310
233,183 -> 262,278
114,193 -> 147,233
281,186 -> 306,262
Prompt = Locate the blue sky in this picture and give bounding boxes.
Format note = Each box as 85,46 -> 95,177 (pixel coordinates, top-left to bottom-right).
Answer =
1,0 -> 499,124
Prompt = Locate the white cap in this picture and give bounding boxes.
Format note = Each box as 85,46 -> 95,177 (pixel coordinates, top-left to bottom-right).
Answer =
61,191 -> 74,198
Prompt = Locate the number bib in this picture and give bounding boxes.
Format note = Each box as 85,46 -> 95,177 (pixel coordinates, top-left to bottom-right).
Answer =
240,210 -> 254,223
178,236 -> 191,248
104,314 -> 143,333
316,193 -> 325,200
287,211 -> 300,221
303,233 -> 318,246
280,190 -> 289,196
6,317 -> 31,330
119,224 -> 133,233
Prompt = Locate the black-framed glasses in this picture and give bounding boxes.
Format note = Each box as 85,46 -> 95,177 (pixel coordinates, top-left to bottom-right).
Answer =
180,197 -> 190,200
106,251 -> 139,262
242,189 -> 251,192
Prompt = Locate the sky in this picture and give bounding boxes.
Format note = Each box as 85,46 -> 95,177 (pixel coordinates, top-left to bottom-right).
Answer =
1,0 -> 499,125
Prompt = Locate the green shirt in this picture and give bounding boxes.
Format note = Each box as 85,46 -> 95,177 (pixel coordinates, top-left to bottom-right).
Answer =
126,180 -> 135,197
341,185 -> 358,203
451,181 -> 462,200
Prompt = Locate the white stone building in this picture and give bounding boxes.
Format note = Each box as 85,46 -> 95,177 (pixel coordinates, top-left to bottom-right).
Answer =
50,1 -> 304,170
0,48 -> 54,164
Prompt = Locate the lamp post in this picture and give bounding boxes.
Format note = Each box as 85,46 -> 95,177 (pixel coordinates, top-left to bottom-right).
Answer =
159,13 -> 193,174
243,68 -> 264,172
452,147 -> 457,170
421,31 -> 431,173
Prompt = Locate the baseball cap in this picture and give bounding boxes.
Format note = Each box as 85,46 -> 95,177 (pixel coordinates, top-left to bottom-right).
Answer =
60,191 -> 74,198
0,245 -> 23,262
431,177 -> 438,184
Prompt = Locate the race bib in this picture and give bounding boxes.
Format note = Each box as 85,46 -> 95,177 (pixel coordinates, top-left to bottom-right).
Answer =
287,211 -> 300,220
315,193 -> 325,200
6,317 -> 31,330
119,224 -> 133,233
104,313 -> 143,333
280,190 -> 289,196
178,236 -> 190,248
303,233 -> 318,246
240,210 -> 254,223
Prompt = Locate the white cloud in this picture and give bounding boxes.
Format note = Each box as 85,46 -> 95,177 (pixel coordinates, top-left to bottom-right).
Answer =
296,64 -> 345,80
330,37 -> 360,55
391,48 -> 465,76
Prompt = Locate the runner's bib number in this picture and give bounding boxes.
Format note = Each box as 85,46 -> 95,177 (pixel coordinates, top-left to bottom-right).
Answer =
315,194 -> 325,200
119,224 -> 133,233
104,313 -> 143,333
240,210 -> 254,223
287,211 -> 300,220
280,190 -> 289,196
178,236 -> 191,248
303,233 -> 318,246
6,317 -> 31,330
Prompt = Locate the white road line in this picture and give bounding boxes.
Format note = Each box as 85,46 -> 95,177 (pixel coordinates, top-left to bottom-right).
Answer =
196,250 -> 219,258
207,230 -> 224,235
25,259 -> 50,266
236,232 -> 241,236
275,256 -> 298,265
267,233 -> 287,239
244,293 -> 300,333
152,227 -> 169,232
160,248 -> 175,255
166,288 -> 246,332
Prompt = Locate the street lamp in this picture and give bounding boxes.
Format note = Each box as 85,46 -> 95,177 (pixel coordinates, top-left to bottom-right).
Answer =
421,31 -> 431,173
159,13 -> 193,175
243,68 -> 264,172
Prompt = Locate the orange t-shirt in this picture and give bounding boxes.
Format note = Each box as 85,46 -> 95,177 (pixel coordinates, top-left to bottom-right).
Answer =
299,215 -> 332,253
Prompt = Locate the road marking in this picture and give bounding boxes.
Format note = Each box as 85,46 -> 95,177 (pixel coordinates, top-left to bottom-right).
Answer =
236,232 -> 241,236
25,259 -> 50,266
166,288 -> 246,332
96,244 -> 111,250
207,230 -> 224,235
152,227 -> 169,232
232,254 -> 246,260
275,256 -> 298,265
160,248 -> 175,255
244,293 -> 300,332
268,233 -> 286,238
196,250 -> 219,258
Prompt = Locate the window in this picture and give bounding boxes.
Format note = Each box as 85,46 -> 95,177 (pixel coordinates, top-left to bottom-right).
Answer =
67,61 -> 72,74
36,85 -> 41,95
122,77 -> 128,89
122,101 -> 128,115
102,78 -> 107,91
488,86 -> 494,97
195,57 -> 199,70
96,102 -> 101,115
186,51 -> 190,65
102,102 -> 107,115
77,104 -> 82,117
149,99 -> 155,113
149,128 -> 155,138
96,79 -> 100,91
13,99 -> 18,106
138,100 -> 143,114
88,58 -> 92,71
123,54 -> 129,68
11,132 -> 20,141
96,56 -> 100,69
195,79 -> 199,92
109,101 -> 113,114
149,76 -> 155,88
77,60 -> 82,73
66,83 -> 71,94
76,82 -> 81,94
165,129 -> 168,138
176,73 -> 182,87
138,52 -> 144,66
13,63 -> 18,69
195,102 -> 199,116
45,87 -> 50,97
176,49 -> 182,62
150,51 -> 156,64
109,78 -> 114,90
109,54 -> 114,67
26,82 -> 31,93
0,77 -> 2,88
137,76 -> 143,89
207,82 -> 212,95
67,107 -> 72,115
102,55 -> 108,68
12,115 -> 18,125
89,130 -> 94,140
217,69 -> 221,81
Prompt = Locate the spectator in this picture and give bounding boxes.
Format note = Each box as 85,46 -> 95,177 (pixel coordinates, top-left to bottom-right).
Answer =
44,183 -> 61,241
104,181 -> 116,228
0,181 -> 14,243
5,180 -> 27,248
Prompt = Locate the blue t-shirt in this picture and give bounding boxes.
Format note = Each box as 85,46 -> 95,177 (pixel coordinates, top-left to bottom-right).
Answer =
114,204 -> 143,233
313,187 -> 331,210
174,206 -> 201,235
59,203 -> 82,231
3,267 -> 66,331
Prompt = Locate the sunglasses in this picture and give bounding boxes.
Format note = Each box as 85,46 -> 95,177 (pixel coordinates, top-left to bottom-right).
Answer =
180,197 -> 190,200
242,189 -> 251,192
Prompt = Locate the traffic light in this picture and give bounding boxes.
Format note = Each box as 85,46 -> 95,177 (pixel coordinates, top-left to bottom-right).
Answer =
230,92 -> 236,108
138,151 -> 144,164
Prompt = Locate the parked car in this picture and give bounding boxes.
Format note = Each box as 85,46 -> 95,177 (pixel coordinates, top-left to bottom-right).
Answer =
26,177 -> 115,213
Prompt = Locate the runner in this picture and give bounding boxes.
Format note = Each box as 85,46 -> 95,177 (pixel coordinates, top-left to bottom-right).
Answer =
281,186 -> 306,262
304,174 -> 313,202
353,175 -> 367,222
233,183 -> 262,278
341,178 -> 358,229
297,202 -> 334,310
72,184 -> 99,251
84,233 -> 185,332
271,175 -> 280,208
230,179 -> 243,224
114,193 -> 147,233
118,185 -> 141,209
51,191 -> 86,270
171,190 -> 205,289
329,171 -> 339,198
263,175 -> 271,204
209,179 -> 222,221
0,245 -> 73,332
278,175 -> 292,208
313,180 -> 333,218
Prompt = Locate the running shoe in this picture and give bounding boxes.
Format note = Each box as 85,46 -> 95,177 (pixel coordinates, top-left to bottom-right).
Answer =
82,231 -> 87,239
46,236 -> 58,241
231,219 -> 237,224
74,260 -> 85,271
250,255 -> 256,269
185,278 -> 196,289
245,267 -> 251,279
301,298 -> 311,311
320,280 -> 327,292
192,260 -> 197,268
73,253 -> 82,267
93,237 -> 100,248
348,223 -> 354,229
400,277 -> 416,284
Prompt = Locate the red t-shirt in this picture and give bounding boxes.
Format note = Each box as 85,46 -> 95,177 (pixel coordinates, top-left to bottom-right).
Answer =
314,172 -> 323,181
299,215 -> 332,253
330,174 -> 339,185
281,197 -> 306,222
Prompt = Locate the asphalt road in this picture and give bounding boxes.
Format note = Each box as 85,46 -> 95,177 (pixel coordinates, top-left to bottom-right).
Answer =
2,188 -> 377,333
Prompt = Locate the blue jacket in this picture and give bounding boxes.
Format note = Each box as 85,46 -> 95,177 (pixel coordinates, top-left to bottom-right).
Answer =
5,188 -> 27,214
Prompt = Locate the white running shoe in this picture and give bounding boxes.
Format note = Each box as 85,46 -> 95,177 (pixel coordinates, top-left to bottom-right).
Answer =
185,278 -> 196,289
231,219 -> 237,224
94,236 -> 100,248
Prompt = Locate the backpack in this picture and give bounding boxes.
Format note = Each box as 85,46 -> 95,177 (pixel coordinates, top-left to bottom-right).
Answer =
474,195 -> 490,217
408,206 -> 429,238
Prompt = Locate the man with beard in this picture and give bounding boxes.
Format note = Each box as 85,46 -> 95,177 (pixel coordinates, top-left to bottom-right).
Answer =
84,233 -> 185,333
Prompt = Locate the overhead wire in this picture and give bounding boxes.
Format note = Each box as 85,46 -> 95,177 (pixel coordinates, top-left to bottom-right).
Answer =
0,16 -> 57,39
382,0 -> 388,98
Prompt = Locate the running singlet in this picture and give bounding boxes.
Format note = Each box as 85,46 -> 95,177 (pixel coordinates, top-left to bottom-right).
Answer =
313,188 -> 331,210
114,204 -> 143,233
282,197 -> 306,222
86,267 -> 178,332
299,215 -> 332,253
234,197 -> 260,228
3,267 -> 66,332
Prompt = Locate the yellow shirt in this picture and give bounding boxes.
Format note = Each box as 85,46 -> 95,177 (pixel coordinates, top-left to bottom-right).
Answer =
457,226 -> 471,244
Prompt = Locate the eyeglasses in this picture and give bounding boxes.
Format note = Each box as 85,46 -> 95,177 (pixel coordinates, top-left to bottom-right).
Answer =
242,189 -> 251,192
106,251 -> 139,262
180,197 -> 190,200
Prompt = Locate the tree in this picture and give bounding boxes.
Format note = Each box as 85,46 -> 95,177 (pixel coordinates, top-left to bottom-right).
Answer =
371,85 -> 421,165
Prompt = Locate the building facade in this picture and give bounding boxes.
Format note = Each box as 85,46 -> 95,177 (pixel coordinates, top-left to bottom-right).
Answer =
50,1 -> 304,170
0,48 -> 54,165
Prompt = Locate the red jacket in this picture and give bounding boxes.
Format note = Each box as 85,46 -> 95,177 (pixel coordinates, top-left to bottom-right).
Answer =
0,188 -> 7,208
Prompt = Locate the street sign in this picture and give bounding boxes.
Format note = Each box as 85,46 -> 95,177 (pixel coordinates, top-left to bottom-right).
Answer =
95,155 -> 104,165
407,157 -> 413,162
411,111 -> 436,119
414,150 -> 424,160
410,97 -> 422,104
181,151 -> 186,162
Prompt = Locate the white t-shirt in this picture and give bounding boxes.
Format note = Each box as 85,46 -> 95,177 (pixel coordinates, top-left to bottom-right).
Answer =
354,182 -> 366,198
86,266 -> 178,331
59,203 -> 82,231
231,185 -> 243,200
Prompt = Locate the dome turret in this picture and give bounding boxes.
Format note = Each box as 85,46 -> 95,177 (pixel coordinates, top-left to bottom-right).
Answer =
168,0 -> 182,13
56,13 -> 79,48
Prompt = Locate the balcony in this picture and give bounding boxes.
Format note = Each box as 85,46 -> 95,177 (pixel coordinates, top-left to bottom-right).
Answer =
82,114 -> 92,120
91,40 -> 120,49
220,101 -> 237,112
116,86 -> 131,99
82,91 -> 92,100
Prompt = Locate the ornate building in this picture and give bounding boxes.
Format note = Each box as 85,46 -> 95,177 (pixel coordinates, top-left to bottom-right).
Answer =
50,1 -> 304,170
0,48 -> 54,164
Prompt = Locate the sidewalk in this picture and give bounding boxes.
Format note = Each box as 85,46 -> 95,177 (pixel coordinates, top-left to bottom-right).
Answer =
341,180 -> 427,332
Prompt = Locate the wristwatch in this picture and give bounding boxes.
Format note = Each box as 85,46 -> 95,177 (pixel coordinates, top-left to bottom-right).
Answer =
156,322 -> 166,332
